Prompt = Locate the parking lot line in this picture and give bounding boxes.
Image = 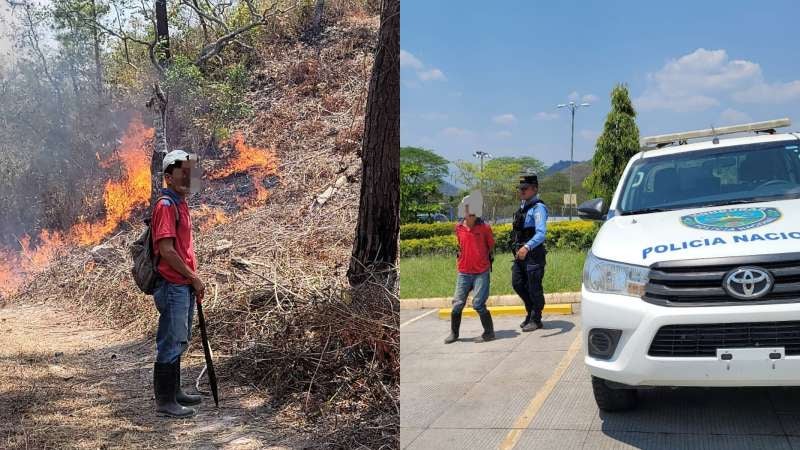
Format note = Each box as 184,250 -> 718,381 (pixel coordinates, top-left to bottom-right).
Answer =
400,309 -> 438,328
498,333 -> 582,450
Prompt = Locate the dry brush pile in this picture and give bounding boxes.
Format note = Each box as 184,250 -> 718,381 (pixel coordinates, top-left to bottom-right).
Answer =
9,12 -> 398,450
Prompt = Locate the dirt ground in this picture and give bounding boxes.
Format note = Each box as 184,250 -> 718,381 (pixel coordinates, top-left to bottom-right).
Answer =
0,302 -> 312,450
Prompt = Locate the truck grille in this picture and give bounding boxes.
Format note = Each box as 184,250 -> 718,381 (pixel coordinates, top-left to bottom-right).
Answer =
644,252 -> 800,306
649,321 -> 800,357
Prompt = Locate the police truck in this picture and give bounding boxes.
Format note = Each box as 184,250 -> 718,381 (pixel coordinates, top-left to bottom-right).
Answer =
578,118 -> 800,411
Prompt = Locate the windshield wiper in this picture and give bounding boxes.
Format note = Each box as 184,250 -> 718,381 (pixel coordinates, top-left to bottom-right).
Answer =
619,207 -> 673,216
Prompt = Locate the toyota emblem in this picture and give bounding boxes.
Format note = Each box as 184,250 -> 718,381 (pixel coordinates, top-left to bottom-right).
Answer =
723,266 -> 773,300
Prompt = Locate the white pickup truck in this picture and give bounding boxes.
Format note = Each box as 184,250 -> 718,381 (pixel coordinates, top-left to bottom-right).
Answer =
578,118 -> 800,411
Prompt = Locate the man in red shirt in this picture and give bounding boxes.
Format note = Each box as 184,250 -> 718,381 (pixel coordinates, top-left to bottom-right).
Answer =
150,149 -> 206,418
444,210 -> 495,344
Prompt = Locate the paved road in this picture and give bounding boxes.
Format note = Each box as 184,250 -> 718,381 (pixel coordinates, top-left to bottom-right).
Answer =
400,309 -> 800,450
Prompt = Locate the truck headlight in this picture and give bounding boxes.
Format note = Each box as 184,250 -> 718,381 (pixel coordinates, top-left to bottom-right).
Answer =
583,252 -> 649,297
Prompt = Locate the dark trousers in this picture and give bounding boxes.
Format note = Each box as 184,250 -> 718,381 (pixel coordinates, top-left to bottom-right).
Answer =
511,258 -> 546,322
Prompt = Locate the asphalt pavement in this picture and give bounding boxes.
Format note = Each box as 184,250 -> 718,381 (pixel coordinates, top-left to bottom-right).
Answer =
400,308 -> 800,450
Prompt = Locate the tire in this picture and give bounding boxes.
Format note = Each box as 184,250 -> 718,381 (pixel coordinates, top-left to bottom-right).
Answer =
591,376 -> 638,412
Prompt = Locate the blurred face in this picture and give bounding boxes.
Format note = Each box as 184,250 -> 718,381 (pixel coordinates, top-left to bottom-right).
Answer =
465,214 -> 477,227
519,184 -> 538,201
165,161 -> 191,195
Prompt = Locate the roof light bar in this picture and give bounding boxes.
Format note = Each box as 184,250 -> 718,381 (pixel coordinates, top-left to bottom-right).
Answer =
641,118 -> 791,148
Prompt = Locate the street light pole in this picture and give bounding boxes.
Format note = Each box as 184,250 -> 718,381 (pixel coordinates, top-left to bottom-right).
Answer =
557,101 -> 590,220
473,150 -> 491,218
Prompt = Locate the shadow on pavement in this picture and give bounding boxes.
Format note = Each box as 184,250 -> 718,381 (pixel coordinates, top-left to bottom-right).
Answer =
540,319 -> 575,337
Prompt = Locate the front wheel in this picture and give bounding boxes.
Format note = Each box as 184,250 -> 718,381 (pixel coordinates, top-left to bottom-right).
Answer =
591,376 -> 638,412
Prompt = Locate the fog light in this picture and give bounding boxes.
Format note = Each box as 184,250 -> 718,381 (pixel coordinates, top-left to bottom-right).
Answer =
588,328 -> 622,359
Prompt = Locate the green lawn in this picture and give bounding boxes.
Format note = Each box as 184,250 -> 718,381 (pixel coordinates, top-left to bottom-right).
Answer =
399,250 -> 586,299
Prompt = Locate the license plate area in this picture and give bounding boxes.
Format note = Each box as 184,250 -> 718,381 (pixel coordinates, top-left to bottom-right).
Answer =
716,347 -> 784,361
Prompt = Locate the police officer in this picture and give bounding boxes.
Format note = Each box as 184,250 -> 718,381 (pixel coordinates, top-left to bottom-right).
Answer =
511,174 -> 548,332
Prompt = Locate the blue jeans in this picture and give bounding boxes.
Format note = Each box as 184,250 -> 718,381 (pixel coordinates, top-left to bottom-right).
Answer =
452,271 -> 490,315
153,279 -> 195,364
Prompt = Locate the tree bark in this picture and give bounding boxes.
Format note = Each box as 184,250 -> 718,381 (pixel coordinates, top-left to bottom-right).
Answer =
90,0 -> 103,94
155,0 -> 171,63
347,0 -> 400,286
148,83 -> 169,209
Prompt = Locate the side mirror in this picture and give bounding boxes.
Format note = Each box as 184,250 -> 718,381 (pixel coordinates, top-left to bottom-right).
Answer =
577,198 -> 606,221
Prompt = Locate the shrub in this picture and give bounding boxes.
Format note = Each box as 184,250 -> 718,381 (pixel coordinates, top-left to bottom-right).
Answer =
399,220 -> 601,257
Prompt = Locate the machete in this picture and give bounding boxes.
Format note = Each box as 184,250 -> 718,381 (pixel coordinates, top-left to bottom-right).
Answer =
196,299 -> 219,407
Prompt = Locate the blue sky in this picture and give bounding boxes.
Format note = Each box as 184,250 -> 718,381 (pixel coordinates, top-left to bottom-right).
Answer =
401,0 -> 800,172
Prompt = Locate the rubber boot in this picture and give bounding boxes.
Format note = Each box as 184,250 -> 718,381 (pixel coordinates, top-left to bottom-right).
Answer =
175,357 -> 202,406
475,311 -> 495,343
444,311 -> 461,344
154,362 -> 196,417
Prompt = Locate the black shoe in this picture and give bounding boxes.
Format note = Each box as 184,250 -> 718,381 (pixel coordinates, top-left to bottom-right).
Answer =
444,311 -> 462,344
475,311 -> 495,343
520,312 -> 531,329
175,357 -> 202,406
154,362 -> 197,418
522,320 -> 543,332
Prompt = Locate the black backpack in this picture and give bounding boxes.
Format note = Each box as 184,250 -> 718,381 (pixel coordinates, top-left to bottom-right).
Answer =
131,196 -> 179,295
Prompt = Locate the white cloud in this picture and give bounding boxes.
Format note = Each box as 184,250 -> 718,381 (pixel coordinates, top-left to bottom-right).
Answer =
421,112 -> 448,121
440,127 -> 474,138
581,94 -> 599,104
495,131 -> 513,139
568,91 -> 580,102
400,49 -> 423,70
534,112 -> 559,121
400,49 -> 447,82
719,108 -> 752,125
635,48 -> 800,112
580,130 -> 600,142
492,113 -> 517,125
418,68 -> 447,81
732,80 -> 800,104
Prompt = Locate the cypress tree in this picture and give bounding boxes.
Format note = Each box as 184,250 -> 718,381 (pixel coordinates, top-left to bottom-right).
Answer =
584,84 -> 640,208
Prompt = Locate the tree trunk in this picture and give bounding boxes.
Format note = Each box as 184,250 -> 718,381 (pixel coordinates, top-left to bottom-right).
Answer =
90,0 -> 103,94
148,84 -> 169,209
311,0 -> 324,38
155,0 -> 171,63
347,0 -> 400,286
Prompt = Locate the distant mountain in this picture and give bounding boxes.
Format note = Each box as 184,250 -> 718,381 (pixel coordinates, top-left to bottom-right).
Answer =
553,161 -> 592,184
439,180 -> 461,198
545,160 -> 589,176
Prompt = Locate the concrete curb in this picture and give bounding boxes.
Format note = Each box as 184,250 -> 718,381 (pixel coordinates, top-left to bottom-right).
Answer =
437,304 -> 573,319
399,292 -> 581,310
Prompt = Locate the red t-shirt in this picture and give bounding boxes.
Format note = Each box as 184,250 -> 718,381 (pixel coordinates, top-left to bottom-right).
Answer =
152,197 -> 197,285
455,220 -> 494,274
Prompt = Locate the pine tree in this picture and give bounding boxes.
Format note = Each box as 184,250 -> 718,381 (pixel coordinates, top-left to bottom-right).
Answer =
583,84 -> 640,208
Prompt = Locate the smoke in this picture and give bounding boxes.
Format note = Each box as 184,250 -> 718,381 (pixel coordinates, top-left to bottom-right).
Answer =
0,3 -> 15,67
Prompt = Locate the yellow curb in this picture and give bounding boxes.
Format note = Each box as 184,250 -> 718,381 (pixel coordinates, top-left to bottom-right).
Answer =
399,292 -> 582,310
437,304 -> 573,319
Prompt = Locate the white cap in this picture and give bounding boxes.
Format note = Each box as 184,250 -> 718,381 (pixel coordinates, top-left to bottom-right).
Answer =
162,149 -> 191,171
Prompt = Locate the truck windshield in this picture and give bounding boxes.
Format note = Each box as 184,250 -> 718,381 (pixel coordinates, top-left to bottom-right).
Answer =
618,141 -> 800,215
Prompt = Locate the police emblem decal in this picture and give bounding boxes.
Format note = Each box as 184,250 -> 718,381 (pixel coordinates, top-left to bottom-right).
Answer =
681,207 -> 781,232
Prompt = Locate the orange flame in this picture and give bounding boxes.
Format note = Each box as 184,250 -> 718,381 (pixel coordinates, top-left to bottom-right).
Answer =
71,118 -> 154,245
0,230 -> 68,297
211,133 -> 278,205
196,205 -> 231,231
0,118 -> 154,297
